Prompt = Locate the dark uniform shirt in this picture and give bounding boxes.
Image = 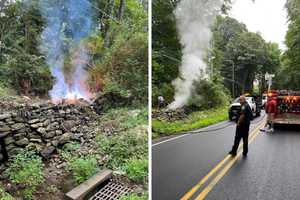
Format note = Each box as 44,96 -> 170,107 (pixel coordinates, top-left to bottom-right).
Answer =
240,102 -> 252,126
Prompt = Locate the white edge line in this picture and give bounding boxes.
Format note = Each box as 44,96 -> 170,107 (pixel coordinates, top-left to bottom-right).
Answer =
152,133 -> 191,147
152,121 -> 231,147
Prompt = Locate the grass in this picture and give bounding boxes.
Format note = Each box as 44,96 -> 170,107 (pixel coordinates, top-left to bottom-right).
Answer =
152,106 -> 228,138
98,107 -> 148,132
95,106 -> 148,186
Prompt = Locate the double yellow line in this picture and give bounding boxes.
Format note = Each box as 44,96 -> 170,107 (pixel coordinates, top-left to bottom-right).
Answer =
181,121 -> 265,200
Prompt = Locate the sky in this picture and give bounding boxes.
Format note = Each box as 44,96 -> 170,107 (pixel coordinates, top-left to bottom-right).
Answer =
229,0 -> 288,50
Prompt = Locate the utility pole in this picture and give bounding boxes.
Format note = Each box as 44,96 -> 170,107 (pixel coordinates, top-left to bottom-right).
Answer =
224,60 -> 235,98
232,62 -> 235,98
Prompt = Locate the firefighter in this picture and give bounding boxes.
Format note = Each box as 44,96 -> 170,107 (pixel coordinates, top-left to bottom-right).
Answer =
0,133 -> 8,163
229,95 -> 252,157
261,96 -> 277,133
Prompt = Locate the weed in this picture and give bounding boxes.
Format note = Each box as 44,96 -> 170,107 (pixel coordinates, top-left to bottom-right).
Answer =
66,155 -> 99,184
96,132 -> 147,170
123,158 -> 148,184
5,150 -> 44,200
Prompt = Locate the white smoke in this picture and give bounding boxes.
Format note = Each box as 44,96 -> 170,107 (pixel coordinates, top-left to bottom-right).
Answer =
168,0 -> 223,109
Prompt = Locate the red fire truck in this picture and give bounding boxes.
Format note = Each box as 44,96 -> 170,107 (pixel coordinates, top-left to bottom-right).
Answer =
266,90 -> 300,125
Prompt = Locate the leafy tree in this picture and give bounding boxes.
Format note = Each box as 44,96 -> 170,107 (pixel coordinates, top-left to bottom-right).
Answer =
274,0 -> 300,90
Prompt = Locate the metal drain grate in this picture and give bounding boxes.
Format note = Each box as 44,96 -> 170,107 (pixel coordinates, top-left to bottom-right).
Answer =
89,181 -> 132,200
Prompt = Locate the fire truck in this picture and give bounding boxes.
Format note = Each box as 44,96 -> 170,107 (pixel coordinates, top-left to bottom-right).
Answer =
267,90 -> 300,125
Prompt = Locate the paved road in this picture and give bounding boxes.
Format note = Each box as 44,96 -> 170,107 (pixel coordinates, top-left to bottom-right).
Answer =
152,113 -> 300,199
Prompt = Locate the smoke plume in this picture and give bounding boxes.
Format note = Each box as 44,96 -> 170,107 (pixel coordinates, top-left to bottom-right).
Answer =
168,0 -> 223,109
38,0 -> 94,103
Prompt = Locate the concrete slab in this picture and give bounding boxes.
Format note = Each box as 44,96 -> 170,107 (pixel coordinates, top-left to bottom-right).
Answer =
65,169 -> 112,200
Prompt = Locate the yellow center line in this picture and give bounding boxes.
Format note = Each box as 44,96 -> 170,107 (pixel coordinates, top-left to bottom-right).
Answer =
180,120 -> 265,200
195,122 -> 264,200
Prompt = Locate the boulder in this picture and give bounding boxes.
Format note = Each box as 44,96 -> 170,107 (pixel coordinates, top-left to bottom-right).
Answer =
15,138 -> 29,147
11,123 -> 26,131
40,146 -> 56,159
30,123 -> 44,129
0,113 -> 11,120
28,119 -> 40,124
37,127 -> 47,135
0,126 -> 10,133
43,131 -> 56,139
58,132 -> 72,145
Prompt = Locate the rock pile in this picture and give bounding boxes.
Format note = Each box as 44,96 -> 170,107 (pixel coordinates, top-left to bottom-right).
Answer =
0,103 -> 99,161
152,108 -> 188,122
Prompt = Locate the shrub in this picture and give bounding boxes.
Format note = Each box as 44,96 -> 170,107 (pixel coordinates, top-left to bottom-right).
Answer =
188,80 -> 230,109
5,150 -> 44,200
123,158 -> 148,184
66,156 -> 99,184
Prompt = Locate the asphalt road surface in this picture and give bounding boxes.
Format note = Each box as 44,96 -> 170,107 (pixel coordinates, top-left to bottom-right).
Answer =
152,112 -> 300,200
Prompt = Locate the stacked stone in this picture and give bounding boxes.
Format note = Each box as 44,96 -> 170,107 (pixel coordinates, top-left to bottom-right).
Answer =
0,104 -> 97,161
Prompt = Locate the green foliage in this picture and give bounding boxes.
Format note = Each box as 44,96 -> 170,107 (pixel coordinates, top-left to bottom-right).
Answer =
211,15 -> 281,96
276,0 -> 300,90
91,26 -> 148,103
120,193 -> 148,200
0,0 -> 52,96
188,80 -> 230,109
0,186 -> 14,200
123,158 -> 148,184
152,0 -> 181,106
66,156 -> 99,184
0,54 -> 52,95
152,106 -> 228,137
96,131 -> 147,170
5,150 -> 44,200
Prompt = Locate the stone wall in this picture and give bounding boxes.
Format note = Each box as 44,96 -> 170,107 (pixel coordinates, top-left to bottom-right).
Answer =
0,104 -> 98,161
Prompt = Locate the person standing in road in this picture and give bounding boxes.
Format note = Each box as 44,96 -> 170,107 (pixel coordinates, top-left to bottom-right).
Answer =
229,95 -> 252,157
261,96 -> 277,133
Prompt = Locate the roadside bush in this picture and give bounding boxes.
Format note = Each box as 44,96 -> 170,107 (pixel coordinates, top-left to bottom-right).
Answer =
5,150 -> 44,200
188,80 -> 230,109
123,158 -> 148,184
66,156 -> 99,184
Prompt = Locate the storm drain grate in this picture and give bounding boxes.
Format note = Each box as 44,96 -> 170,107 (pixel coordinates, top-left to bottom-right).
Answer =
89,181 -> 132,200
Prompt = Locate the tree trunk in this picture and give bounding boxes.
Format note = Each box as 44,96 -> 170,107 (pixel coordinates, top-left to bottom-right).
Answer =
104,0 -> 115,48
117,0 -> 125,21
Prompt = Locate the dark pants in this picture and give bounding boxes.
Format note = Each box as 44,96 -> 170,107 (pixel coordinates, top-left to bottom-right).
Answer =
231,124 -> 250,154
0,138 -> 8,162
